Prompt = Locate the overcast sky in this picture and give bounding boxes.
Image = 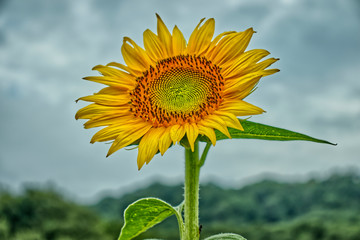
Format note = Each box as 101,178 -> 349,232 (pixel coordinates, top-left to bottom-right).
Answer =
1,0 -> 360,202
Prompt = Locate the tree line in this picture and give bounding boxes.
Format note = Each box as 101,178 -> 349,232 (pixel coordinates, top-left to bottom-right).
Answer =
1,172 -> 360,240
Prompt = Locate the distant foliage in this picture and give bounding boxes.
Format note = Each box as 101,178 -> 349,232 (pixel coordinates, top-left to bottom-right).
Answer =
93,172 -> 360,240
1,172 -> 360,240
0,187 -> 116,240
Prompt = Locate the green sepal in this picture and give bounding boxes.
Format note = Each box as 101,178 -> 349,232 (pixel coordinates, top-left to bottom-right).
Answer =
199,119 -> 336,145
204,233 -> 247,240
118,198 -> 179,240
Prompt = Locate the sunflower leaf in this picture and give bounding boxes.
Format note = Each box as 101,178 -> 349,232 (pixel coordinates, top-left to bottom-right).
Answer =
204,233 -> 247,240
118,198 -> 178,240
199,119 -> 336,145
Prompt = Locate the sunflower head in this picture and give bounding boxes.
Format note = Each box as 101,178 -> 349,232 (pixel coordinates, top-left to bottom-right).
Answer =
76,14 -> 279,170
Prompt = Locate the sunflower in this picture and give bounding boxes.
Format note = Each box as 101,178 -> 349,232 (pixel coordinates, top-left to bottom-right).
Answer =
76,14 -> 279,170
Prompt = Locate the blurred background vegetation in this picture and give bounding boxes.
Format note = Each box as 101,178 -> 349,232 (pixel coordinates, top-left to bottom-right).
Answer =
1,171 -> 360,240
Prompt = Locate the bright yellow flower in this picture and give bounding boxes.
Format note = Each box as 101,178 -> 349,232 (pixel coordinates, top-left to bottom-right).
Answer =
76,14 -> 279,169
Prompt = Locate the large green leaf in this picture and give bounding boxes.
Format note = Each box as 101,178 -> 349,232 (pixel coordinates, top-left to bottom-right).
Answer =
204,233 -> 247,240
118,198 -> 177,240
199,119 -> 336,145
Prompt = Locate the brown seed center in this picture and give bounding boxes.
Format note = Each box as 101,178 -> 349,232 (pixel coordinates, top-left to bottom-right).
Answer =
130,55 -> 224,127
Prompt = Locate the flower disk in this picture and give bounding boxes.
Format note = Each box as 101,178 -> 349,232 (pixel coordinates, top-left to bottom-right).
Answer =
76,14 -> 279,169
130,55 -> 224,127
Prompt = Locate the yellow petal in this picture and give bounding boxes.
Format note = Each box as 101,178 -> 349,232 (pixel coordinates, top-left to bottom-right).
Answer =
106,62 -> 142,77
210,28 -> 254,66
215,111 -> 243,131
198,125 -> 217,146
82,76 -> 135,90
156,14 -> 172,56
170,125 -> 186,144
262,68 -> 280,76
124,37 -> 153,65
221,49 -> 271,77
185,123 -> 199,152
84,112 -> 129,129
240,58 -> 280,76
172,25 -> 186,55
224,72 -> 263,100
137,127 -> 166,169
97,87 -> 126,95
77,94 -> 129,106
92,65 -> 131,78
143,29 -> 167,61
220,100 -> 265,117
159,127 -> 172,155
200,115 -> 231,138
91,117 -> 145,143
187,18 -> 215,55
121,39 -> 150,72
90,125 -> 122,143
225,71 -> 263,89
90,65 -> 136,88
107,122 -> 152,157
205,31 -> 236,56
75,104 -> 124,120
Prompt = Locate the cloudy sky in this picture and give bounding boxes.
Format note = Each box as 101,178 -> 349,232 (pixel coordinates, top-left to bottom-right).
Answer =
1,0 -> 359,202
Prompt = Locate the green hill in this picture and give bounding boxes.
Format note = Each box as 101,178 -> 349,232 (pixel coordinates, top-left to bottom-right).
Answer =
92,172 -> 360,239
1,172 -> 360,240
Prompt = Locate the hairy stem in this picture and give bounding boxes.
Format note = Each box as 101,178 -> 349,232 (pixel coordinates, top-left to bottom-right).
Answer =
184,141 -> 200,240
199,142 -> 212,167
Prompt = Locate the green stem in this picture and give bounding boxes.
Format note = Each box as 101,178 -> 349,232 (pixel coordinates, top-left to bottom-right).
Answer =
184,141 -> 200,240
175,201 -> 185,240
199,142 -> 212,167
